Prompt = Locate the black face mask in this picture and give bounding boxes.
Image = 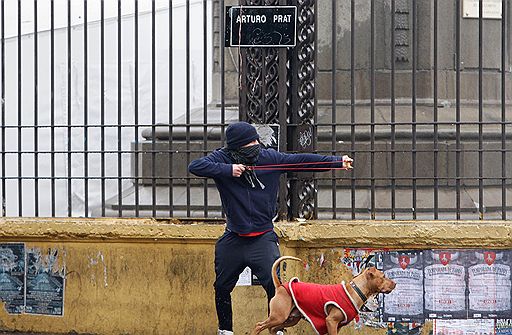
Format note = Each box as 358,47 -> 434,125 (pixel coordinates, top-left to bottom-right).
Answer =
236,144 -> 261,165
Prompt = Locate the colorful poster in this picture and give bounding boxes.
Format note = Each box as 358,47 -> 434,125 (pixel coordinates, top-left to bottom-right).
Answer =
341,248 -> 376,276
424,250 -> 467,319
381,251 -> 424,322
497,319 -> 512,335
0,243 -> 25,314
25,248 -> 65,316
433,319 -> 495,335
467,250 -> 511,319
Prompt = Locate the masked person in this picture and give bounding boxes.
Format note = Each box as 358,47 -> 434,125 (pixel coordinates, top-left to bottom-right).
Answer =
188,121 -> 353,335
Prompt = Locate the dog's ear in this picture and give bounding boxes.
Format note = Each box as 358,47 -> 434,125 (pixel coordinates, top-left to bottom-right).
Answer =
365,267 -> 377,279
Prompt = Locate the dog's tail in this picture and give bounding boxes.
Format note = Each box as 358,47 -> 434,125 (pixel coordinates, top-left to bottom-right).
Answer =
272,256 -> 303,288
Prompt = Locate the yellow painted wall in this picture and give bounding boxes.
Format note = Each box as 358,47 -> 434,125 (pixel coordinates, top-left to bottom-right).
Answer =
0,218 -> 510,335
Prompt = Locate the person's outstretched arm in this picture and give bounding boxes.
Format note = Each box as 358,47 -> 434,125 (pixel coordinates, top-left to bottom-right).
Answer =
275,151 -> 353,172
188,151 -> 242,178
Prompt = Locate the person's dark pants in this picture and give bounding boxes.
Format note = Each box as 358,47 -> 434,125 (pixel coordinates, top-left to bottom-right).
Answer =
214,229 -> 281,331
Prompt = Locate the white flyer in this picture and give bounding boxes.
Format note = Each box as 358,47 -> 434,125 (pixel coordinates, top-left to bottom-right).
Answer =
433,319 -> 495,335
424,263 -> 466,312
236,266 -> 252,286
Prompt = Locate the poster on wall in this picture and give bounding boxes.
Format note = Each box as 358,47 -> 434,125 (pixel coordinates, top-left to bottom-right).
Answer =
25,248 -> 65,316
424,250 -> 468,319
467,250 -> 511,319
236,266 -> 261,286
381,251 -> 424,322
497,319 -> 512,335
342,248 -> 376,276
236,267 -> 252,286
433,319 -> 495,335
254,124 -> 280,149
0,243 -> 25,314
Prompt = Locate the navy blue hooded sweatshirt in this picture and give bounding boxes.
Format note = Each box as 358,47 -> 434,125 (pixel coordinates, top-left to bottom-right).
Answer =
188,147 -> 343,235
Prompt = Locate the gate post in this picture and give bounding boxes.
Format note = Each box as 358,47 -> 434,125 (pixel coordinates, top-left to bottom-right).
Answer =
287,0 -> 317,219
238,0 -> 317,220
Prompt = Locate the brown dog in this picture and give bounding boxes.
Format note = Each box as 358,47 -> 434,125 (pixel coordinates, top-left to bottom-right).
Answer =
250,256 -> 396,335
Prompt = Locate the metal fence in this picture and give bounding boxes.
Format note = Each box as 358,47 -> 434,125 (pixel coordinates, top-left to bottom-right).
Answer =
0,0 -> 510,220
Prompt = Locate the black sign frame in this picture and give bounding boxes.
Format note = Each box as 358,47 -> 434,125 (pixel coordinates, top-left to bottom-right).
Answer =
225,6 -> 297,47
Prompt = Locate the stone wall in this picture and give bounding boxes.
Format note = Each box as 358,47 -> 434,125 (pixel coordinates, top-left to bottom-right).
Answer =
0,218 -> 510,334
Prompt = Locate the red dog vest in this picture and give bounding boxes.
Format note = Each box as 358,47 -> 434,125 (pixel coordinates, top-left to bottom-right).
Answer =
283,278 -> 359,335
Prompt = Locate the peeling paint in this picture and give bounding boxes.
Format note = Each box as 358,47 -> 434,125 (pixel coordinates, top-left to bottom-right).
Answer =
88,251 -> 108,288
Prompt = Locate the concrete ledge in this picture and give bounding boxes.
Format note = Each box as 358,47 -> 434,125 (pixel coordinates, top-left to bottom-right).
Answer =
0,217 -> 226,242
0,218 -> 510,249
275,220 -> 512,249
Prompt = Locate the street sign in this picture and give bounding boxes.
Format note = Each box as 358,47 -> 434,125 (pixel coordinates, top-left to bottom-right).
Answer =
225,6 -> 297,47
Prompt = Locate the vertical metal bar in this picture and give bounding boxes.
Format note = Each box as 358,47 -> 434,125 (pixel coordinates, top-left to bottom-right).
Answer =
390,0 -> 396,219
168,0 -> 173,217
203,0 -> 208,218
151,0 -> 156,217
455,0 -> 461,219
433,0 -> 439,219
370,0 -> 375,219
411,0 -> 417,219
101,0 -> 105,216
278,41 -> 287,220
84,0 -> 89,217
134,0 -> 139,217
34,0 -> 38,216
478,0 -> 483,219
17,0 -> 22,216
118,0 -> 122,217
186,0 -> 191,217
0,0 -> 4,217
67,0 -> 72,217
287,4 -> 299,219
276,2 -> 287,220
331,0 -> 336,219
219,0 -> 225,218
277,0 -> 288,220
501,0 -> 507,219
220,0 -> 226,149
51,0 -> 56,216
313,0 -> 319,219
350,0 -> 355,219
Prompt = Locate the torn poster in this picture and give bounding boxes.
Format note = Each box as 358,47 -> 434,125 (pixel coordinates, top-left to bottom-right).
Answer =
0,243 -> 25,314
25,248 -> 65,316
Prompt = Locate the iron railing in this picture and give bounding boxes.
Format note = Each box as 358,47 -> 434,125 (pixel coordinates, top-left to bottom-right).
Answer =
0,0 -> 510,220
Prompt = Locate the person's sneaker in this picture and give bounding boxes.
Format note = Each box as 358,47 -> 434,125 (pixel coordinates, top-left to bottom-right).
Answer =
217,330 -> 234,335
